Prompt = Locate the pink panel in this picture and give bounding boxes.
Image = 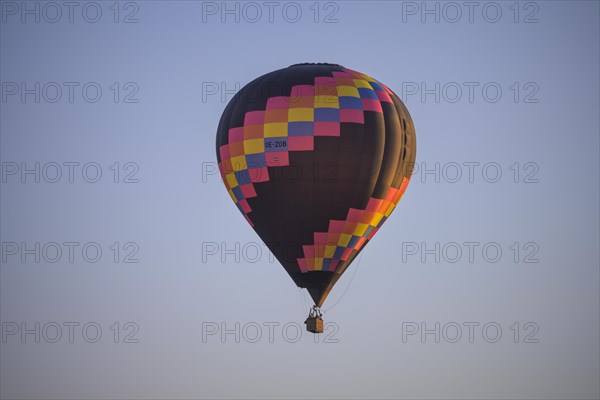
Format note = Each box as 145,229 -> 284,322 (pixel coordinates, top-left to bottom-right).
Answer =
266,152 -> 289,167
303,245 -> 315,258
328,220 -> 345,233
366,198 -> 383,212
249,167 -> 269,182
244,110 -> 265,126
240,183 -> 257,198
219,144 -> 230,161
288,136 -> 314,151
362,98 -> 383,112
297,258 -> 308,272
266,96 -> 291,109
376,90 -> 392,103
314,232 -> 328,246
346,208 -> 363,222
228,127 -> 244,142
340,109 -> 364,124
238,199 -> 251,213
314,122 -> 340,136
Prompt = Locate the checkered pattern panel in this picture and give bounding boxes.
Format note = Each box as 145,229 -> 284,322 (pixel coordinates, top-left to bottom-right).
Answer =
218,68 -> 395,227
297,177 -> 411,273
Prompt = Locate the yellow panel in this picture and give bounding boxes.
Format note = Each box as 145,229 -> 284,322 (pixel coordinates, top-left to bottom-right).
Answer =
324,245 -> 336,258
225,173 -> 238,188
243,138 -> 264,154
264,122 -> 288,137
384,203 -> 396,217
288,108 -> 314,122
338,234 -> 351,247
353,79 -> 372,89
370,212 -> 384,226
337,86 -> 360,97
230,155 -> 247,172
227,189 -> 236,202
314,258 -> 323,270
315,95 -> 339,109
353,223 -> 368,237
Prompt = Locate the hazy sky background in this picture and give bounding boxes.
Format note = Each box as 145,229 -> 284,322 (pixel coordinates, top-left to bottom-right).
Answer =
1,1 -> 599,399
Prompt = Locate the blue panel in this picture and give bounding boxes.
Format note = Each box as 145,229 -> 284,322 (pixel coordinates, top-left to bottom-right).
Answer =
369,82 -> 383,91
315,108 -> 340,122
358,88 -> 378,99
339,96 -> 363,110
234,170 -> 251,185
231,186 -> 244,201
333,246 -> 345,259
288,121 -> 314,136
264,137 -> 288,152
347,236 -> 360,248
245,152 -> 266,168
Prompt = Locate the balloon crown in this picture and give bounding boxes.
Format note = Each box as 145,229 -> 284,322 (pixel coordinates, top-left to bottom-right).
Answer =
289,62 -> 344,68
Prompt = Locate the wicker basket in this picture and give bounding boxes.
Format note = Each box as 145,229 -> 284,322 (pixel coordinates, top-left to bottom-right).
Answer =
305,316 -> 324,333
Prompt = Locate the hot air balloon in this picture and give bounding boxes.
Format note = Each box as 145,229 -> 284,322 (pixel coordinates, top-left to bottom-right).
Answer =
216,63 -> 416,332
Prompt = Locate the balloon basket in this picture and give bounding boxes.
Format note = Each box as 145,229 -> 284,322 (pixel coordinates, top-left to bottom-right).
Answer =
305,306 -> 324,333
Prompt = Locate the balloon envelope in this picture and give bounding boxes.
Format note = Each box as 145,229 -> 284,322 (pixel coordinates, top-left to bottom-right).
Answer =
216,63 -> 416,307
